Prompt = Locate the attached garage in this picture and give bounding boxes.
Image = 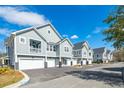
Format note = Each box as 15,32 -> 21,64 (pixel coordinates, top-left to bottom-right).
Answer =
47,58 -> 55,67
82,60 -> 87,65
88,60 -> 92,64
19,58 -> 44,70
72,59 -> 77,65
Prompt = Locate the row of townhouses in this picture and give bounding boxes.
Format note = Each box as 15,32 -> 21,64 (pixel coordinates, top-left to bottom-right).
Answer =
6,23 -> 113,70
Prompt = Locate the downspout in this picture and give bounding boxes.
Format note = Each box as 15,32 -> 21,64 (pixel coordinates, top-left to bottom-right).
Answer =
13,35 -> 17,70
45,43 -> 48,68
59,44 -> 62,68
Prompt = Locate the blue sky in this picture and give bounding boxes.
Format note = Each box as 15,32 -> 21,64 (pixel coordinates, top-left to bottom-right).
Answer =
0,5 -> 116,52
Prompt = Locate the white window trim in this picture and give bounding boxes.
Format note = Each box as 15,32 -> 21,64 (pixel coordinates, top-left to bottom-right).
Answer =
19,36 -> 26,44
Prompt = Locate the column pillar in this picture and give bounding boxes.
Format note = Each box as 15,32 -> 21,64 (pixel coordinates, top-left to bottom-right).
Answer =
14,35 -> 17,70
59,44 -> 62,68
45,44 -> 48,68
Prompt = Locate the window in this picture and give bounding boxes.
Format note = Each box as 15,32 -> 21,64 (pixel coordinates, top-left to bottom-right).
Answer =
79,51 -> 81,55
64,47 -> 66,52
19,37 -> 26,44
47,44 -> 56,52
53,46 -> 56,51
97,54 -> 99,57
89,53 -> 91,56
84,52 -> 86,55
67,47 -> 69,52
65,47 -> 69,52
50,45 -> 52,51
47,45 -> 49,51
48,30 -> 50,34
30,39 -> 41,53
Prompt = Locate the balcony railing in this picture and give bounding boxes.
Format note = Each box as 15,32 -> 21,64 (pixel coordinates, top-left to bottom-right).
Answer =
30,47 -> 41,53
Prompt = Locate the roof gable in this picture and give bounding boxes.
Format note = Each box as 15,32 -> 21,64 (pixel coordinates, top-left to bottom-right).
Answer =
57,38 -> 73,46
93,47 -> 105,54
36,23 -> 62,40
73,41 -> 90,50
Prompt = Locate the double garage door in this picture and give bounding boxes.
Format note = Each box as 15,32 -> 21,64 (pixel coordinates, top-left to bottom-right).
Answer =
19,58 -> 56,70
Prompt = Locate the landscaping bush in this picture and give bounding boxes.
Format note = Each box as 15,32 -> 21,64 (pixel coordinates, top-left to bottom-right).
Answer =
73,64 -> 81,67
0,67 -> 12,74
92,61 -> 103,64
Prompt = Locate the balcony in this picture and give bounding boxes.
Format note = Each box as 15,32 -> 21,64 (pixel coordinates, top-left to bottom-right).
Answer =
30,47 -> 41,53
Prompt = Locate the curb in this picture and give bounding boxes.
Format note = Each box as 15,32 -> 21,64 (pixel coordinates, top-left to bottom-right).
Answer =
4,71 -> 30,88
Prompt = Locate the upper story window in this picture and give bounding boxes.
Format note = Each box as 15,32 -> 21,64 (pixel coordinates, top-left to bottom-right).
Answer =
89,52 -> 91,56
47,44 -> 56,52
67,47 -> 69,52
97,54 -> 99,57
48,30 -> 50,34
19,36 -> 26,44
50,45 -> 52,51
64,47 -> 69,52
30,39 -> 41,53
47,45 -> 49,51
84,52 -> 86,55
53,46 -> 56,51
79,51 -> 81,55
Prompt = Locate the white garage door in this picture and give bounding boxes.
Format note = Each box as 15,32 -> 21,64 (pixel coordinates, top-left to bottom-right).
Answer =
73,59 -> 77,65
83,60 -> 87,65
67,59 -> 71,66
88,60 -> 92,64
19,58 -> 44,70
47,59 -> 55,67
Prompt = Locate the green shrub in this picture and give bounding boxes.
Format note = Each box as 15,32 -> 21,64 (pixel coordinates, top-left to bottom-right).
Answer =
0,67 -> 11,74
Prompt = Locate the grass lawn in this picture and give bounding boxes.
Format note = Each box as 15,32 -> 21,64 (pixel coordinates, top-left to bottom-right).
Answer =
0,68 -> 24,88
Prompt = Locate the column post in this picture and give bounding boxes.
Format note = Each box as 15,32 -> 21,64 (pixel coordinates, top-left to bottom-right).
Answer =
45,44 -> 48,68
59,44 -> 62,68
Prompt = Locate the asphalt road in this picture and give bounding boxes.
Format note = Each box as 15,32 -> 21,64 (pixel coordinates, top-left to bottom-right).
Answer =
20,62 -> 124,88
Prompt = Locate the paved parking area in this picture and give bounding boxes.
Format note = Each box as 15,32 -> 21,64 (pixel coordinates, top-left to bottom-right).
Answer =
20,63 -> 124,88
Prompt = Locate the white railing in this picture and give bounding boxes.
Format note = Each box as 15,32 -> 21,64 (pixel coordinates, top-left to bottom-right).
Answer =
30,47 -> 41,53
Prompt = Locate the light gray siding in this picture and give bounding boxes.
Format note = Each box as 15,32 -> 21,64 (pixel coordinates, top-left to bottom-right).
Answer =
60,40 -> 72,58
16,29 -> 47,56
36,26 -> 61,43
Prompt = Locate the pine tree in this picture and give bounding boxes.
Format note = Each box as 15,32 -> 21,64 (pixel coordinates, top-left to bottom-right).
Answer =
103,6 -> 124,49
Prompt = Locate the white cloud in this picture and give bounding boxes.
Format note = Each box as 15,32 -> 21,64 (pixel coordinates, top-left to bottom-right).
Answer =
93,27 -> 101,34
93,27 -> 107,34
86,34 -> 91,39
0,6 -> 49,26
71,35 -> 79,39
62,34 -> 68,38
0,28 -> 12,36
0,39 -> 6,53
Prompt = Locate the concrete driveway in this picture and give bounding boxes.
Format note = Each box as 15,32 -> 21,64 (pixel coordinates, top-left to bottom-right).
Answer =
20,63 -> 124,88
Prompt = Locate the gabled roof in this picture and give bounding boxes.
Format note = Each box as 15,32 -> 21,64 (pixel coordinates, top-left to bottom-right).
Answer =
12,23 -> 63,40
93,47 -> 105,53
73,41 -> 90,50
8,23 -> 63,45
57,38 -> 73,46
107,50 -> 111,54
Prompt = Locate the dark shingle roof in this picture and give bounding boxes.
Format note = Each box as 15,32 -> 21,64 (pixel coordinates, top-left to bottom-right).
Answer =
107,50 -> 111,54
73,41 -> 85,50
93,47 -> 105,53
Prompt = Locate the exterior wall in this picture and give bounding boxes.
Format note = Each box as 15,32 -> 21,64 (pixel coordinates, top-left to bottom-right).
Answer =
73,42 -> 93,65
7,24 -> 74,69
36,25 -> 61,43
56,45 -> 60,57
16,29 -> 47,57
88,49 -> 93,60
73,49 -> 82,57
60,40 -> 72,58
93,53 -> 103,61
102,51 -> 108,62
81,46 -> 88,58
8,39 -> 15,66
